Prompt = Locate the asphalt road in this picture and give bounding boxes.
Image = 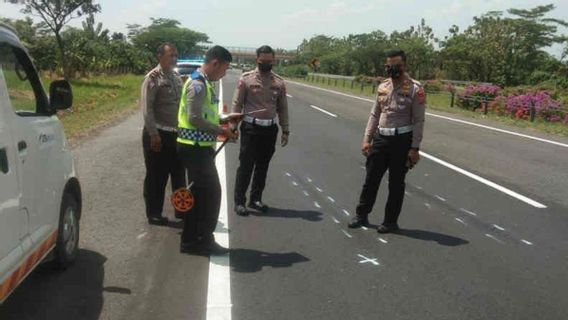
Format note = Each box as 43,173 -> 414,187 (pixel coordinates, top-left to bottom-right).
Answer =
2,69 -> 568,320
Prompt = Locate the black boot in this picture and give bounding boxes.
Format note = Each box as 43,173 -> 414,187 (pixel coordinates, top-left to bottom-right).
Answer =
348,215 -> 369,229
377,223 -> 400,234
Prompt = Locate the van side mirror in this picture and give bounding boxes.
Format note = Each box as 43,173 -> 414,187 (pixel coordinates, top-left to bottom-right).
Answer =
49,80 -> 73,110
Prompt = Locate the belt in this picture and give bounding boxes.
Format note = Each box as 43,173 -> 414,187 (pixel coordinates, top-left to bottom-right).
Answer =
378,125 -> 413,136
243,115 -> 277,127
156,124 -> 178,133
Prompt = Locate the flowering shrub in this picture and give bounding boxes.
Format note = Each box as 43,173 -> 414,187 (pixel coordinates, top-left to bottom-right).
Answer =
503,91 -> 565,122
458,84 -> 502,110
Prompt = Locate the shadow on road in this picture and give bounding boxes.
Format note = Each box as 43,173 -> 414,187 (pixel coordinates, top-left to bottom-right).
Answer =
0,249 -> 109,320
395,229 -> 469,246
250,207 -> 324,222
229,249 -> 310,273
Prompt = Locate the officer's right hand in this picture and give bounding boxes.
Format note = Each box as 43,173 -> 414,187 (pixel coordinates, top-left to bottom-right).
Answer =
361,141 -> 371,156
223,128 -> 238,142
150,134 -> 162,152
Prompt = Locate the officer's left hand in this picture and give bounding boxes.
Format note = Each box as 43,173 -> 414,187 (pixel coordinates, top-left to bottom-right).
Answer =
408,149 -> 420,168
281,133 -> 289,147
149,69 -> 160,78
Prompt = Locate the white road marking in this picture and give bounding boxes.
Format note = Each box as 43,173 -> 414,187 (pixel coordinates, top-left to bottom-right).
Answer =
460,208 -> 478,216
327,196 -> 335,203
361,226 -> 369,231
303,190 -> 310,196
415,186 -> 423,190
310,105 -> 338,118
332,217 -> 340,224
361,166 -> 366,170
421,152 -> 547,209
454,218 -> 467,226
435,195 -> 447,202
493,224 -> 506,231
314,201 -> 321,208
136,232 -> 147,240
485,233 -> 504,244
405,191 -> 412,196
288,79 -> 568,148
342,229 -> 353,238
425,203 -> 432,209
342,209 -> 351,216
316,187 -> 323,193
285,172 -> 291,177
292,181 -> 299,186
306,177 -> 313,183
378,238 -> 388,244
357,254 -> 380,266
521,239 -> 534,246
207,78 -> 232,320
286,94 -> 293,98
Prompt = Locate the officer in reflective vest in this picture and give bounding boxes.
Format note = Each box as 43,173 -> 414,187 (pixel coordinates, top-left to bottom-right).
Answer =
177,46 -> 241,255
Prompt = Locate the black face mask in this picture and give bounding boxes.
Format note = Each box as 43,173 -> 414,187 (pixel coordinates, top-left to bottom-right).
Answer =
385,64 -> 403,79
258,62 -> 273,73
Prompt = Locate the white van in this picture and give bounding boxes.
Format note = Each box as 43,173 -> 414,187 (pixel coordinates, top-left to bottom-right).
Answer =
0,23 -> 81,303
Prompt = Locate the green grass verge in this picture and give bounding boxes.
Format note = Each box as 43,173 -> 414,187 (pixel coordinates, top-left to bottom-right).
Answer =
290,76 -> 568,137
4,72 -> 141,139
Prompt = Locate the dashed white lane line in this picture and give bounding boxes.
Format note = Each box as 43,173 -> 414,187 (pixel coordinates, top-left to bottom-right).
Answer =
342,209 -> 351,216
454,218 -> 467,226
286,94 -> 293,98
332,217 -> 340,224
421,152 -> 547,209
361,226 -> 369,231
415,186 -> 423,190
303,190 -> 310,196
310,105 -> 338,118
306,177 -> 312,183
493,224 -> 506,231
460,208 -> 478,216
288,79 -> 568,149
521,239 -> 534,246
208,79 -> 232,320
342,229 -> 354,238
435,195 -> 447,202
378,238 -> 388,244
485,233 -> 504,244
425,203 -> 432,210
316,187 -> 323,193
136,232 -> 147,240
285,172 -> 291,177
314,201 -> 322,209
292,181 -> 299,186
327,196 -> 336,203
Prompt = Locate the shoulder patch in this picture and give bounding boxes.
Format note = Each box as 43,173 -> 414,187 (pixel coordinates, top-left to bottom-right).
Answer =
272,72 -> 284,80
193,83 -> 204,95
242,71 -> 255,77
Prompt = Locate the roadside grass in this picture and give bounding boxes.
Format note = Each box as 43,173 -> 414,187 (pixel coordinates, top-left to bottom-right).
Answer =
288,76 -> 568,137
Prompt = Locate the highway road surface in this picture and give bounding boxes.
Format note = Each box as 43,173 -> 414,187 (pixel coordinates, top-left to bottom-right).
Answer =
1,69 -> 568,320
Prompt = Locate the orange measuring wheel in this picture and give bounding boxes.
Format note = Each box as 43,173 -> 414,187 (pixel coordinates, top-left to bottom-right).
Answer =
171,188 -> 195,213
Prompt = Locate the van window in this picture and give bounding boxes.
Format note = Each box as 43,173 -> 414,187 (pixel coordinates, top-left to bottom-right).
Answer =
0,42 -> 47,115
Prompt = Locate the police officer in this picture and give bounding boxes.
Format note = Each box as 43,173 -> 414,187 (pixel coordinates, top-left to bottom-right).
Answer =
141,42 -> 186,226
348,49 -> 426,234
232,45 -> 290,216
177,46 -> 241,255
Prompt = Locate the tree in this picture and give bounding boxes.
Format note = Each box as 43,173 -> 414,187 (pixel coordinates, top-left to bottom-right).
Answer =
130,18 -> 209,63
21,0 -> 101,78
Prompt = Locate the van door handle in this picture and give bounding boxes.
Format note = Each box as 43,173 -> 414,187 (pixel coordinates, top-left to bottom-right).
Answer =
0,148 -> 8,174
18,141 -> 27,152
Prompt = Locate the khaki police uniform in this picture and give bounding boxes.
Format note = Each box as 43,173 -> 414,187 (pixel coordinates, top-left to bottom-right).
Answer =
231,68 -> 289,207
141,64 -> 186,220
356,74 -> 426,225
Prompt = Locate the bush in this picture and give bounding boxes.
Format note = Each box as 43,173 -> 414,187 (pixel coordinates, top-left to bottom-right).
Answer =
458,84 -> 501,110
503,91 -> 565,122
274,65 -> 309,78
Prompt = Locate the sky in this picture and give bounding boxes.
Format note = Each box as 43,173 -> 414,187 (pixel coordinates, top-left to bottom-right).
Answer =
1,0 -> 567,55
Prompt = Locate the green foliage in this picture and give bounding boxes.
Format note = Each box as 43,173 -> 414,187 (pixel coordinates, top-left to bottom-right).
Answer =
274,65 -> 309,78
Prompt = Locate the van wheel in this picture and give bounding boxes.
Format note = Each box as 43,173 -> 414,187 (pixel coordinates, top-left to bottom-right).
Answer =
52,193 -> 80,269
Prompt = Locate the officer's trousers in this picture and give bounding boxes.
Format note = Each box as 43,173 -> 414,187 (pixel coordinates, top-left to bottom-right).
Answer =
143,128 -> 186,218
178,144 -> 221,244
356,131 -> 412,225
234,122 -> 278,206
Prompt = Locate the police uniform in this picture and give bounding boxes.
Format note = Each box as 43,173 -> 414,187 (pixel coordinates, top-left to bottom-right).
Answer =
177,69 -> 224,247
141,64 -> 186,221
355,75 -> 426,227
232,68 -> 289,209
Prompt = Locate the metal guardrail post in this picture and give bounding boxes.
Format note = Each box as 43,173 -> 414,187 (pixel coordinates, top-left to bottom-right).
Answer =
351,80 -> 355,89
450,92 -> 455,108
529,102 -> 536,122
334,79 -> 338,87
360,82 -> 364,92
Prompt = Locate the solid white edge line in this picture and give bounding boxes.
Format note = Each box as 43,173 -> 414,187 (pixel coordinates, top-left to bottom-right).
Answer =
207,79 -> 232,320
421,152 -> 547,209
310,105 -> 338,118
287,79 -> 568,148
